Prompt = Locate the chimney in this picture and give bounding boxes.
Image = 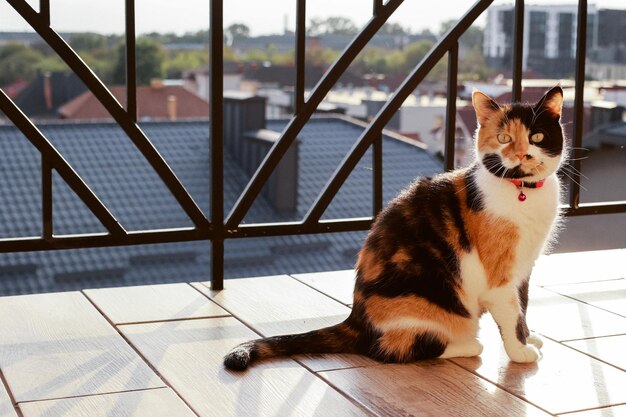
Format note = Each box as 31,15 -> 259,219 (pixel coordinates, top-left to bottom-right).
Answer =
150,78 -> 165,89
167,95 -> 177,120
43,72 -> 53,110
223,92 -> 299,214
243,129 -> 298,214
362,98 -> 400,130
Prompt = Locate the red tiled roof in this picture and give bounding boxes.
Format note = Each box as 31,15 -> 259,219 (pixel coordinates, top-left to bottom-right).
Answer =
457,106 -> 478,135
59,85 -> 209,120
2,79 -> 29,99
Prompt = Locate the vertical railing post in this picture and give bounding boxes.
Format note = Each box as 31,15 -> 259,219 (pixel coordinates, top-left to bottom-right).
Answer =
373,0 -> 383,15
42,156 -> 52,240
444,42 -> 459,172
210,0 -> 225,290
512,0 -> 524,102
372,0 -> 384,216
125,0 -> 137,122
570,0 -> 587,210
39,0 -> 50,26
372,0 -> 384,215
295,0 -> 306,114
373,130 -> 383,216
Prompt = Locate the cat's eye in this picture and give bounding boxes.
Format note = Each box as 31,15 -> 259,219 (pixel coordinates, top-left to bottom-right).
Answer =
530,132 -> 544,143
497,133 -> 512,144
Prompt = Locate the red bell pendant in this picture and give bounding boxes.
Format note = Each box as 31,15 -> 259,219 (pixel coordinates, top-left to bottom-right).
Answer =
518,190 -> 527,201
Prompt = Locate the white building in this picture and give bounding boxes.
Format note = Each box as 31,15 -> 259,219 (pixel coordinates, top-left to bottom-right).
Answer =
484,4 -> 599,77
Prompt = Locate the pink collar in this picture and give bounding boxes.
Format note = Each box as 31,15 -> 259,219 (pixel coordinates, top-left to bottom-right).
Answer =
507,179 -> 546,188
507,179 -> 546,202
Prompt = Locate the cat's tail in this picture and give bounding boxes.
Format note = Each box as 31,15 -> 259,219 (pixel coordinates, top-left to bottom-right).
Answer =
223,321 -> 360,371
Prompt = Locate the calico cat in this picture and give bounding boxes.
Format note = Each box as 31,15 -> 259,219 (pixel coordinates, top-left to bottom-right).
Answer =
224,86 -> 565,370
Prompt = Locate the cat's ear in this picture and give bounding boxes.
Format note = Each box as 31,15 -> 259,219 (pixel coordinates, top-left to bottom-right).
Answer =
472,89 -> 500,126
535,86 -> 563,119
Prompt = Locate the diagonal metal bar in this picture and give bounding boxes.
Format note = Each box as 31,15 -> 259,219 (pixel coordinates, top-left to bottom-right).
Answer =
225,0 -> 404,229
569,0 -> 587,210
444,42 -> 459,172
0,89 -> 125,236
303,0 -> 493,223
7,0 -> 209,231
512,0 -> 524,102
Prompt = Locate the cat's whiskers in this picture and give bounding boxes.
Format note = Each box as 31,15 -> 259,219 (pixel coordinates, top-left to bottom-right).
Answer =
559,167 -> 588,190
499,166 -> 510,182
455,169 -> 481,196
530,105 -> 539,126
561,161 -> 589,180
567,156 -> 589,162
531,94 -> 549,126
530,107 -> 549,126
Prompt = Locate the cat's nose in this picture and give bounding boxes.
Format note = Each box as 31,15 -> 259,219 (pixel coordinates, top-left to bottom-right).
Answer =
516,152 -> 528,161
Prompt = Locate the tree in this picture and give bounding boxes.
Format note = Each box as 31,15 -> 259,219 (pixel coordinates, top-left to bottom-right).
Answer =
0,43 -> 45,84
402,39 -> 435,71
380,22 -> 411,36
69,33 -> 107,52
307,16 -> 358,36
398,39 -> 447,82
164,50 -> 208,78
305,45 -> 339,67
226,23 -> 250,40
439,20 -> 483,50
356,47 -> 391,73
112,37 -> 164,85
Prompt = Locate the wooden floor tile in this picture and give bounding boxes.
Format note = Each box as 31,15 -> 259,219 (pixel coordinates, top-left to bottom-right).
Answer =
453,315 -> 626,415
532,249 -> 626,286
320,361 -> 551,417
0,292 -> 163,403
195,277 -> 373,371
0,378 -> 17,417
120,317 -> 369,417
197,276 -> 351,336
561,405 -> 626,417
295,353 -> 379,373
566,335 -> 626,371
19,388 -> 195,417
526,286 -> 626,341
291,269 -> 356,305
84,283 -> 229,324
547,279 -> 626,317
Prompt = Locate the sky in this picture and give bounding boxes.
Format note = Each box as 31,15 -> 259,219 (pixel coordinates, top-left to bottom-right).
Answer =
1,0 -> 625,36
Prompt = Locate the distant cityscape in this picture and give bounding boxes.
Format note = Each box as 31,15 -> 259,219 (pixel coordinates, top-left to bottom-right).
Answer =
0,4 -> 625,295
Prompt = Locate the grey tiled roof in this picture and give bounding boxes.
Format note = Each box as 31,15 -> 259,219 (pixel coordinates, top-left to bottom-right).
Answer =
0,116 -> 442,295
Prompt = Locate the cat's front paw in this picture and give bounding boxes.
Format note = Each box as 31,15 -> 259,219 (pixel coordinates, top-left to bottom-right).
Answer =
506,344 -> 541,363
527,333 -> 543,349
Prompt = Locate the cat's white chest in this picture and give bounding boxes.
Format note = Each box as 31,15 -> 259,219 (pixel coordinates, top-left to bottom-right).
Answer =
459,171 -> 561,316
481,170 -> 561,282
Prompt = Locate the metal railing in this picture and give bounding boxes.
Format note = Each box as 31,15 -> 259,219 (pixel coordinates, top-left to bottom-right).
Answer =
1,0 -> 625,291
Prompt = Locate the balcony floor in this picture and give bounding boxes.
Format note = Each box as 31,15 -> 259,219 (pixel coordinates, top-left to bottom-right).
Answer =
1,249 -> 625,417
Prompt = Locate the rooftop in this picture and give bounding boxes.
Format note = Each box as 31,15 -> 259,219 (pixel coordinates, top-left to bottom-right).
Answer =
0,248 -> 625,416
0,116 -> 442,295
58,84 -> 209,120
